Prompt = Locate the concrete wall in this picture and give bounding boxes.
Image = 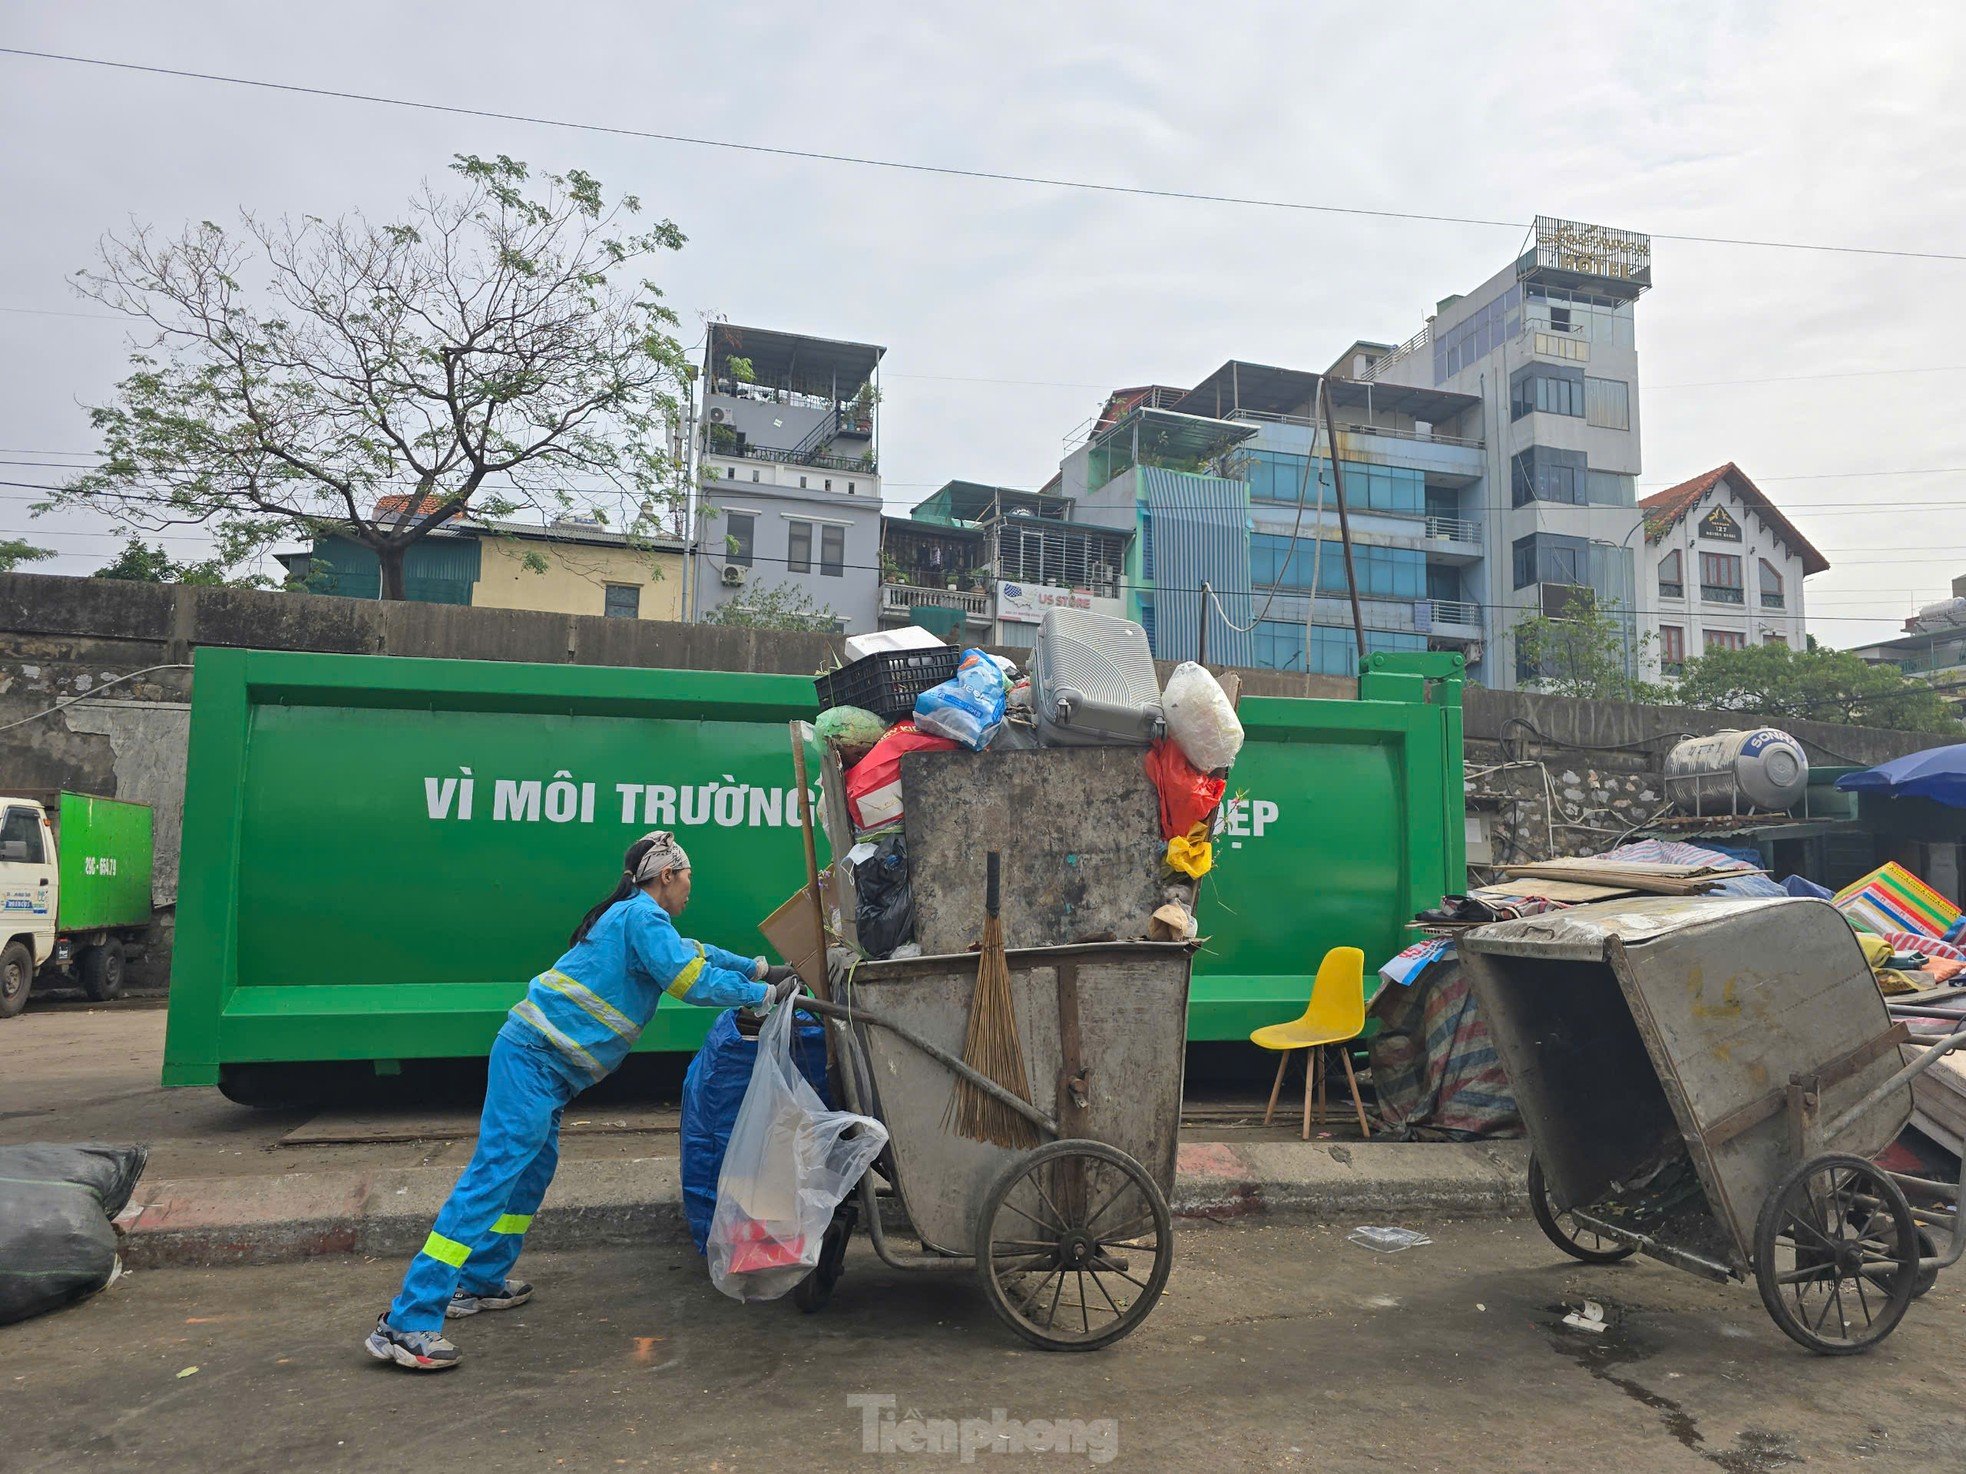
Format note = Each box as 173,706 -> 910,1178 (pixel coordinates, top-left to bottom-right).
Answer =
471,537 -> 685,622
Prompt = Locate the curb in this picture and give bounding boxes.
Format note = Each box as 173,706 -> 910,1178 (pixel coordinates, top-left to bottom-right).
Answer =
115,1141 -> 1532,1271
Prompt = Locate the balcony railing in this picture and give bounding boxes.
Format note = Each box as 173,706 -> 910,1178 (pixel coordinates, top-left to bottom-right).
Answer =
1219,406 -> 1484,450
1422,599 -> 1481,630
1658,581 -> 1685,600
1760,591 -> 1786,609
711,441 -> 876,476
882,581 -> 990,617
1702,585 -> 1745,605
1424,515 -> 1482,545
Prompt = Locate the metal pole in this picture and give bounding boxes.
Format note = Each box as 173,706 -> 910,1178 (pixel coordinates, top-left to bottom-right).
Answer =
1198,580 -> 1211,667
1319,381 -> 1369,662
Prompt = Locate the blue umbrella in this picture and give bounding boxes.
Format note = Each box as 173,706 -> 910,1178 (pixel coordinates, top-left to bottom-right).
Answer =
1836,744 -> 1966,808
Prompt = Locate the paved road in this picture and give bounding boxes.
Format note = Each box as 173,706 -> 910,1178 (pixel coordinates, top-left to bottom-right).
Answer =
6,1217 -> 1962,1472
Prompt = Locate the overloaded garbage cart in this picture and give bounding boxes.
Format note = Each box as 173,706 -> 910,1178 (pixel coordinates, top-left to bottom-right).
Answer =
715,611 -> 1231,1348
1458,895 -> 1966,1354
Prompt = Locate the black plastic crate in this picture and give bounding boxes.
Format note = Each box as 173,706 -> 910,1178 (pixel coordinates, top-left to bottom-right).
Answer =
814,646 -> 960,722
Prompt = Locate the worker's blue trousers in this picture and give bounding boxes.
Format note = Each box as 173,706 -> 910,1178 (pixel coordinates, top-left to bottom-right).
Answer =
387,1032 -> 585,1332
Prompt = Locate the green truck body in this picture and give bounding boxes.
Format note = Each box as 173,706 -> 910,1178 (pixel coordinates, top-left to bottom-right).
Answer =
53,791 -> 154,931
163,647 -> 1464,1089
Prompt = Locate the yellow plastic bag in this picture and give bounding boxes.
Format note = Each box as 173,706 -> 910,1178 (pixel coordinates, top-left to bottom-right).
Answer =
1165,822 -> 1213,879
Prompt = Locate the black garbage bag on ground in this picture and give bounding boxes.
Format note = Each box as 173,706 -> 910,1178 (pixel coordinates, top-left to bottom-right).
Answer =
852,834 -> 915,959
0,1143 -> 148,1325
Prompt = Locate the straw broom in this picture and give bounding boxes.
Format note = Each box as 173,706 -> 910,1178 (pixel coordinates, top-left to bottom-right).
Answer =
948,851 -> 1040,1149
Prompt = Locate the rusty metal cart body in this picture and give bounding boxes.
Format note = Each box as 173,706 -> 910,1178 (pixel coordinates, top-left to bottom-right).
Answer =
789,939 -> 1192,1351
1458,895 -> 1966,1353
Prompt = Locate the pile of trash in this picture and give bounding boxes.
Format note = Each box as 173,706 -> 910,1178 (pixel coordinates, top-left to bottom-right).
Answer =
809,610 -> 1244,962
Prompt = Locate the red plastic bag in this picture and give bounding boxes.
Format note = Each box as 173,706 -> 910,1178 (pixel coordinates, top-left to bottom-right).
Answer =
843,721 -> 959,833
1145,740 -> 1226,841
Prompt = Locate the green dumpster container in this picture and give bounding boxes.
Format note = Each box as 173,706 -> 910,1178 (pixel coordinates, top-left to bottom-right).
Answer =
164,648 -> 1463,1092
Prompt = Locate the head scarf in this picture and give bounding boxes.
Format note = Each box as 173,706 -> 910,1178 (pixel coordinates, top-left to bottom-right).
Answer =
631,830 -> 691,885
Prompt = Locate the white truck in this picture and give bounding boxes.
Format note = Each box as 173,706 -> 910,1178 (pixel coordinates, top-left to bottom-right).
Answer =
0,791 -> 154,1018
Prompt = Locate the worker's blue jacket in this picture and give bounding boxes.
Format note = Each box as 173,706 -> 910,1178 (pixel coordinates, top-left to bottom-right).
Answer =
500,891 -> 767,1082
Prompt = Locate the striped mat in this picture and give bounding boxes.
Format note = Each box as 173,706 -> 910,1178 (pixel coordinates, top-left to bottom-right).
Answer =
1834,863 -> 1961,938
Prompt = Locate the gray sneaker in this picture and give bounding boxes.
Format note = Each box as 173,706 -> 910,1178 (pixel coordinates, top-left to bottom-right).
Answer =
365,1313 -> 461,1371
447,1279 -> 534,1318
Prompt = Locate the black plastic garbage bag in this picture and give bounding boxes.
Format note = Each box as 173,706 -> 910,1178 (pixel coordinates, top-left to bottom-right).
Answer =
0,1143 -> 148,1325
852,834 -> 915,959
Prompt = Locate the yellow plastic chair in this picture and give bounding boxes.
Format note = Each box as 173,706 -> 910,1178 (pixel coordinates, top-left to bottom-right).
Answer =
1250,947 -> 1370,1140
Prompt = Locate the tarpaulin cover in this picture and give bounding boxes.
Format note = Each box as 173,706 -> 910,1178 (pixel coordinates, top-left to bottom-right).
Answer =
680,1010 -> 830,1255
1366,962 -> 1521,1141
1834,862 -> 1962,938
0,1143 -> 147,1325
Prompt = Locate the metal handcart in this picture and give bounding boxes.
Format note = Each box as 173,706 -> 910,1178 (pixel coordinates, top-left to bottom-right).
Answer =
1458,895 -> 1966,1354
785,939 -> 1193,1351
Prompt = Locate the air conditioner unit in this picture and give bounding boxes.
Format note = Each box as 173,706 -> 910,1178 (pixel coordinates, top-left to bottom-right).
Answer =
720,563 -> 750,588
708,406 -> 731,425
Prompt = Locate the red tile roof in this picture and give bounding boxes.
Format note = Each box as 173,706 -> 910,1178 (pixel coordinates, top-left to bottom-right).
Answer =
1639,462 -> 1829,575
372,493 -> 455,524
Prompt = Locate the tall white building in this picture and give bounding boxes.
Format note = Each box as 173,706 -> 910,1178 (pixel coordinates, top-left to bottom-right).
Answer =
1357,215 -> 1651,688
1638,463 -> 1826,674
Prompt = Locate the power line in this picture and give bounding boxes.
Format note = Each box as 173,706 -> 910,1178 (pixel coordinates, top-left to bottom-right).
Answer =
4,46 -> 1964,264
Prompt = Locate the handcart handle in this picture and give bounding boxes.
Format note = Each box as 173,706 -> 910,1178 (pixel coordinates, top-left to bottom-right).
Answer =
789,991 -> 1057,1138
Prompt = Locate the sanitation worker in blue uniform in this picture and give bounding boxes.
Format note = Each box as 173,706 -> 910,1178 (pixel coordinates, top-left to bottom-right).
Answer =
366,831 -> 798,1371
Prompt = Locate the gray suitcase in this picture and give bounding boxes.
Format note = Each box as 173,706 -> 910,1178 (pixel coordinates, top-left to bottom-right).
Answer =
1030,607 -> 1165,746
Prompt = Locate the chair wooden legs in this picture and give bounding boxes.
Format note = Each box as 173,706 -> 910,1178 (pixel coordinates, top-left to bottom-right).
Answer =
1339,1045 -> 1371,1138
1263,1051 -> 1290,1127
1268,1045 -> 1369,1141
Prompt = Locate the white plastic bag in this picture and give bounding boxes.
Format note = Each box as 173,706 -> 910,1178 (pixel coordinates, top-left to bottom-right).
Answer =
1161,661 -> 1244,771
707,999 -> 888,1302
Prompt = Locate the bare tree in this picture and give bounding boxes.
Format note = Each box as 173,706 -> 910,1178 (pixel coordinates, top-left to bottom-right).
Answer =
48,155 -> 688,598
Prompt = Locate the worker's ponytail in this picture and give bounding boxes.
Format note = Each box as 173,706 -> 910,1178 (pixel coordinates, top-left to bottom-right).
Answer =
569,836 -> 657,946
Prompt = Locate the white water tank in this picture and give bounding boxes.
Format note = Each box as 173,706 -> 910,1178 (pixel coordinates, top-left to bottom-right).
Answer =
1664,729 -> 1809,815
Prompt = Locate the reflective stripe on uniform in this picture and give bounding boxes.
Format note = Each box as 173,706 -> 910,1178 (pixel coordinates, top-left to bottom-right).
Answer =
422,1231 -> 471,1267
510,999 -> 607,1080
664,943 -> 708,1000
539,969 -> 642,1044
491,1212 -> 533,1235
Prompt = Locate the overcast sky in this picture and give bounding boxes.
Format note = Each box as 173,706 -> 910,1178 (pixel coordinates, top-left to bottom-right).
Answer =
3,1 -> 1962,648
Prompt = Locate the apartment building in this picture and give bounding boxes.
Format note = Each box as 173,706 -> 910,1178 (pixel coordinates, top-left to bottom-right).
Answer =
692,323 -> 885,633
1639,462 -> 1825,674
877,481 -> 1131,649
1356,215 -> 1652,688
1852,574 -> 1966,716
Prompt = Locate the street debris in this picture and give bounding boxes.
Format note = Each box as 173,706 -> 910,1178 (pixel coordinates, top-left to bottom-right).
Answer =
1562,1300 -> 1609,1334
1346,1226 -> 1432,1253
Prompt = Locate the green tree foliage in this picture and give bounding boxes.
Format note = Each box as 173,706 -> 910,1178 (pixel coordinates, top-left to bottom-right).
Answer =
1673,642 -> 1961,733
1511,596 -> 1667,703
47,156 -> 689,599
701,582 -> 840,633
0,538 -> 54,572
92,536 -> 260,587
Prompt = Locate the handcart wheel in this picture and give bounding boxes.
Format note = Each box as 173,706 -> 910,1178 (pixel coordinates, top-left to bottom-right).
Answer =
974,1139 -> 1172,1352
1527,1154 -> 1636,1265
793,1199 -> 858,1314
1752,1153 -> 1918,1355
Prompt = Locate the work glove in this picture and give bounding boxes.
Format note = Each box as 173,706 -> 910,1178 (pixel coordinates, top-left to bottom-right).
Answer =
763,965 -> 802,1005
